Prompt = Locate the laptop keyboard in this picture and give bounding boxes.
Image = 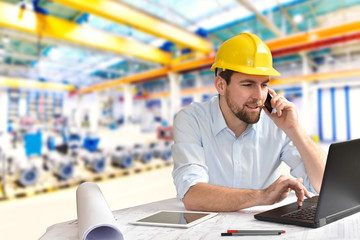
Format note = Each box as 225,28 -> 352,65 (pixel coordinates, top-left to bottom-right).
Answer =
282,205 -> 317,220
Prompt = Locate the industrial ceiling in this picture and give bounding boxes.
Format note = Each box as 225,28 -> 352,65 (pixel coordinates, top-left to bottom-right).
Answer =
0,0 -> 359,90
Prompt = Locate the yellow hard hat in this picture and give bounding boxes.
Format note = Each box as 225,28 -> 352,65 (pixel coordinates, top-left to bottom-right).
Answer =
211,33 -> 280,76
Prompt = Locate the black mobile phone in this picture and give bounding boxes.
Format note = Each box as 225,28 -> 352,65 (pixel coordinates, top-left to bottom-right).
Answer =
264,93 -> 273,113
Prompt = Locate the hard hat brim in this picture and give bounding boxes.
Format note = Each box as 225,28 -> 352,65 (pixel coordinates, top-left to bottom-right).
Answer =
211,64 -> 281,76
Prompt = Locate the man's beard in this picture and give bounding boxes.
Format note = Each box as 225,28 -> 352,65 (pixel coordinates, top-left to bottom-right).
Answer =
225,94 -> 262,124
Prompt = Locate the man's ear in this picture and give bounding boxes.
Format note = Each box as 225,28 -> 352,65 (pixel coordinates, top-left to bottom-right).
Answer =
215,75 -> 226,95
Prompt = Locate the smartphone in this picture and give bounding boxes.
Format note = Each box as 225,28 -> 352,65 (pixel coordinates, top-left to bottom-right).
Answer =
264,93 -> 273,113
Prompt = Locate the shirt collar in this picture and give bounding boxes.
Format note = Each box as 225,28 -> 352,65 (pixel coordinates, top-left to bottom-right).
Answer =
211,95 -> 257,137
212,96 -> 228,136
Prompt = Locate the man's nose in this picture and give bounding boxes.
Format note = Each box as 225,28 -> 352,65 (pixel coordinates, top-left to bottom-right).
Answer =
252,85 -> 264,100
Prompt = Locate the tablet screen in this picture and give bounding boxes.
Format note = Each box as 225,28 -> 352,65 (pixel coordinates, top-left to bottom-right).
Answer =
130,211 -> 217,228
138,211 -> 208,224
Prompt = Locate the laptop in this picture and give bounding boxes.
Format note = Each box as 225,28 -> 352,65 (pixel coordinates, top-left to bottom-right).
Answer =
254,138 -> 360,228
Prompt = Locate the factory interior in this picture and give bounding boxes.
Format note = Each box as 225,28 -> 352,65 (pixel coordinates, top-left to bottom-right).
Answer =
0,0 -> 360,239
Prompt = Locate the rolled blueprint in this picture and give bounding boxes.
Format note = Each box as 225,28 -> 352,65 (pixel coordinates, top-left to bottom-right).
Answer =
76,182 -> 124,240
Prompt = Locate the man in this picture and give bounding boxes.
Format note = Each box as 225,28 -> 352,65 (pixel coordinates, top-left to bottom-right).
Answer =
171,33 -> 327,212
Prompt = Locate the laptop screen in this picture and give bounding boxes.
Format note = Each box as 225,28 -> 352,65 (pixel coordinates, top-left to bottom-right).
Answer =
315,139 -> 360,220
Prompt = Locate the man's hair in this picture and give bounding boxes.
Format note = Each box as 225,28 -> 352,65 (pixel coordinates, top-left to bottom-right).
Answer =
215,68 -> 235,85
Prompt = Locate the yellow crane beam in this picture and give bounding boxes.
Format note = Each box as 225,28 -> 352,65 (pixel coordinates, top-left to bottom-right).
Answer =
270,68 -> 360,85
77,17 -> 360,94
0,2 -> 171,64
51,0 -> 213,53
0,76 -> 75,91
76,56 -> 215,94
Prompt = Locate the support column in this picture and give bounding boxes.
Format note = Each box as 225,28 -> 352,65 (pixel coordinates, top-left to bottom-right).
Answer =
123,84 -> 135,126
193,73 -> 203,103
301,52 -> 311,134
90,92 -> 100,132
0,91 -> 8,133
168,73 -> 181,125
75,94 -> 83,128
160,97 -> 169,125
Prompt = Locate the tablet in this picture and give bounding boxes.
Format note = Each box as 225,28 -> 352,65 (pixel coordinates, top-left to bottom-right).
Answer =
129,210 -> 217,228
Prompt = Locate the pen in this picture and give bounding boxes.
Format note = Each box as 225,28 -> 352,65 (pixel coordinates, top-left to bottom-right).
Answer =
221,230 -> 285,236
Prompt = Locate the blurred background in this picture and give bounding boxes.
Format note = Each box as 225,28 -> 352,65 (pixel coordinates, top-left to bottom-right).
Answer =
0,0 -> 359,239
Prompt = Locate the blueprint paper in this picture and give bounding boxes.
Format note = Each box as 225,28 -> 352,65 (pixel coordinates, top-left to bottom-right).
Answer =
76,182 -> 124,240
40,195 -> 360,240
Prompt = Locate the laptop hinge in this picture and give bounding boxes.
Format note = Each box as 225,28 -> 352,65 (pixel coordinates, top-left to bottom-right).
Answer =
316,218 -> 326,227
325,205 -> 360,224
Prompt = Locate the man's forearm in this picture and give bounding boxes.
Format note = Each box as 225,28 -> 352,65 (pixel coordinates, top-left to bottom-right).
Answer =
285,125 -> 327,193
182,182 -> 264,212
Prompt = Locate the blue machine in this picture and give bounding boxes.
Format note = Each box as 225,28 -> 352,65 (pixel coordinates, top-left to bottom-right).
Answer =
68,133 -> 81,149
46,136 -> 56,151
56,162 -> 74,180
132,144 -> 152,164
161,149 -> 172,161
83,137 -> 100,152
83,151 -> 106,173
111,146 -> 133,169
18,166 -> 39,187
55,159 -> 74,180
9,156 -> 39,187
43,153 -> 75,180
24,131 -> 42,156
149,141 -> 172,161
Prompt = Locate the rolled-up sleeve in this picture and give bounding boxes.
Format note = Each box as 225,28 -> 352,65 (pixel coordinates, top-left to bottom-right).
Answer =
171,109 -> 209,200
280,137 -> 318,194
172,143 -> 209,199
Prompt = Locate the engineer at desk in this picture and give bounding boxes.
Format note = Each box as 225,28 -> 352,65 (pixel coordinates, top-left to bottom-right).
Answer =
171,32 -> 327,212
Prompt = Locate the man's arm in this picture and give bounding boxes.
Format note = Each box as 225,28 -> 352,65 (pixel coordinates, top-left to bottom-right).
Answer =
266,88 -> 327,193
183,175 -> 311,212
282,126 -> 326,193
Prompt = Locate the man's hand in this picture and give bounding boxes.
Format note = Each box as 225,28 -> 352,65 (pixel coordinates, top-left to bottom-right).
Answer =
262,175 -> 312,207
263,88 -> 299,133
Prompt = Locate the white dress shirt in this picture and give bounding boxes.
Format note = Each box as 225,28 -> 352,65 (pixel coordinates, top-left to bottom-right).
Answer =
172,96 -> 316,200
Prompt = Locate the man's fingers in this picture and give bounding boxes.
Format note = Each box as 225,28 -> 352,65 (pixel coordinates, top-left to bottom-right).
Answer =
286,179 -> 313,206
303,187 -> 312,199
296,177 -> 304,184
267,88 -> 276,96
295,178 -> 312,199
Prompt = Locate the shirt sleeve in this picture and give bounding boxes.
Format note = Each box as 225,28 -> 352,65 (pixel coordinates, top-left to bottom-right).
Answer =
171,109 -> 209,200
280,137 -> 318,194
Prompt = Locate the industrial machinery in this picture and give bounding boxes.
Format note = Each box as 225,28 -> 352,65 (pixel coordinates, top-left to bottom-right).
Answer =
43,152 -> 75,180
7,155 -> 39,187
81,150 -> 107,173
156,126 -> 173,141
132,144 -> 152,164
149,141 -> 172,161
111,146 -> 133,169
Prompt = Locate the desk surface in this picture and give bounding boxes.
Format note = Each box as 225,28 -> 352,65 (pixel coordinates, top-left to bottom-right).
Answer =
40,195 -> 360,240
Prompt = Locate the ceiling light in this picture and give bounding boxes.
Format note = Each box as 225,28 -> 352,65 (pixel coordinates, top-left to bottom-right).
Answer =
243,27 -> 252,33
293,14 -> 303,24
49,47 -> 62,60
2,35 -> 10,44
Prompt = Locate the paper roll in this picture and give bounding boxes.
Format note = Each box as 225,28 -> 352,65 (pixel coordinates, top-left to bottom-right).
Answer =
76,182 -> 124,240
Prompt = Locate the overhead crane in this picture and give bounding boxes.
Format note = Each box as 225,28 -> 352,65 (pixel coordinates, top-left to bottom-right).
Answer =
50,0 -> 213,54
77,19 -> 360,94
0,1 -> 360,93
0,1 -> 172,65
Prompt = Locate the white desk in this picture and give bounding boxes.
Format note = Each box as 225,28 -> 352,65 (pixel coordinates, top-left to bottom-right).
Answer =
40,196 -> 360,240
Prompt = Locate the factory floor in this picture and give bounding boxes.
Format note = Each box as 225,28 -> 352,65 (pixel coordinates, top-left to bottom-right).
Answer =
0,125 -> 177,240
0,159 -> 176,240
